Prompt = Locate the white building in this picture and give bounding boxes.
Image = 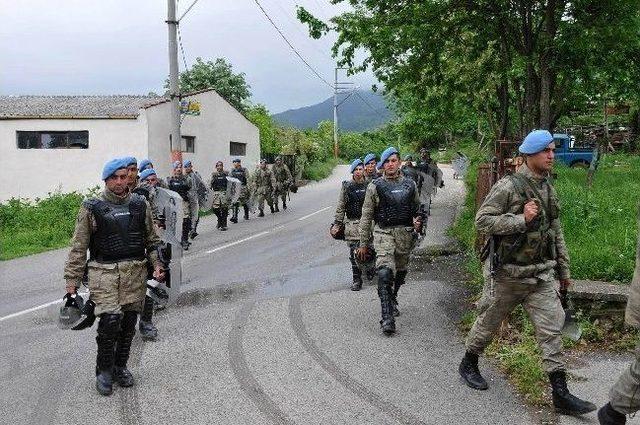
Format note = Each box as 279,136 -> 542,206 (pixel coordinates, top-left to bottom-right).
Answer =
0,89 -> 260,201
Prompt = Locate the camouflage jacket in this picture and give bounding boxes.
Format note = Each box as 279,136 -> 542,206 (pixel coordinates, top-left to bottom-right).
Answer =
253,168 -> 274,190
358,173 -> 420,247
475,164 -> 570,283
272,163 -> 292,184
63,188 -> 161,288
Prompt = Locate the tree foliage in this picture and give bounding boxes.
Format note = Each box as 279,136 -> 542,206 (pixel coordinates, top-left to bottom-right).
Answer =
168,57 -> 252,112
298,1 -> 640,143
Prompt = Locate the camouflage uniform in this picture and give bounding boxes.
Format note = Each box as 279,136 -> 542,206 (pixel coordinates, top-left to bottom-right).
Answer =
230,166 -> 251,221
334,178 -> 375,289
166,174 -> 192,247
271,162 -> 292,210
184,170 -> 201,232
210,170 -> 230,229
606,207 -> 640,417
465,164 -> 569,373
253,167 -> 274,214
359,172 -> 420,331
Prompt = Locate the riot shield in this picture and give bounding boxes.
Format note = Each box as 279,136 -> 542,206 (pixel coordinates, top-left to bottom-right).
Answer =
452,155 -> 469,180
419,172 -> 435,215
226,176 -> 242,205
193,171 -> 208,205
155,187 -> 184,303
433,167 -> 444,193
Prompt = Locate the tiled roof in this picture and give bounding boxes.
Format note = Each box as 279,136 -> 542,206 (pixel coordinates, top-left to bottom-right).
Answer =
0,95 -> 167,119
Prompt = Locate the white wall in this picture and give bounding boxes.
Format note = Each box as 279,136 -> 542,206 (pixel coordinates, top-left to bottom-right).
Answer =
0,117 -> 148,201
145,90 -> 260,182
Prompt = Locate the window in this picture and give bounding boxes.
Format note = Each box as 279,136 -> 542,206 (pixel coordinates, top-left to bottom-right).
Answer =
17,131 -> 89,149
182,135 -> 195,153
230,141 -> 246,156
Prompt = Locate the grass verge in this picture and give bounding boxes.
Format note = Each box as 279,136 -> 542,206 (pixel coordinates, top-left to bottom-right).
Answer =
303,158 -> 340,181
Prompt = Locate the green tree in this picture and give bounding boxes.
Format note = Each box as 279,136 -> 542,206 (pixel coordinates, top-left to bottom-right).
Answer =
168,57 -> 252,112
246,104 -> 281,155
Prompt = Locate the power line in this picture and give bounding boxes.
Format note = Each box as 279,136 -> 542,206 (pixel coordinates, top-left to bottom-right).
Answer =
252,0 -> 334,89
354,90 -> 387,120
176,0 -> 189,70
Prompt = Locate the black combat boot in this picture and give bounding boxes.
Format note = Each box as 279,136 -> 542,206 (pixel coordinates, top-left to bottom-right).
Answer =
243,205 -> 250,220
283,199 -> 287,210
549,370 -> 597,415
349,249 -> 362,291
220,210 -> 228,231
392,270 -> 407,317
270,204 -> 275,214
377,267 -> 395,334
181,218 -> 191,250
138,295 -> 158,341
258,208 -> 265,217
95,314 -> 121,396
274,203 -> 280,213
190,218 -> 199,239
114,311 -> 138,388
230,205 -> 239,223
598,403 -> 626,425
459,351 -> 488,390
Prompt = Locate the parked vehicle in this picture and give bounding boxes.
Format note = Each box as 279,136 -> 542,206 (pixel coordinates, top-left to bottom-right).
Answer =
553,133 -> 595,168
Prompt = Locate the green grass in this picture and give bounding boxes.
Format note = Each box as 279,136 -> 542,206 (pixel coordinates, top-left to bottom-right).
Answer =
303,158 -> 340,181
0,188 -> 99,260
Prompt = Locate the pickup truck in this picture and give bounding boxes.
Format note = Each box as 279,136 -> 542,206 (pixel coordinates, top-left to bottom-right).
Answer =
553,133 -> 594,168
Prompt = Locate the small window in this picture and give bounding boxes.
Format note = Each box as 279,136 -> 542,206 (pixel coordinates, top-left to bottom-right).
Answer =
17,131 -> 89,149
230,141 -> 246,156
182,135 -> 195,153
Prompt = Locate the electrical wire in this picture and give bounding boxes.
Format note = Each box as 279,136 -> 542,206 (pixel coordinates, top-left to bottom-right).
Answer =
252,0 -> 334,89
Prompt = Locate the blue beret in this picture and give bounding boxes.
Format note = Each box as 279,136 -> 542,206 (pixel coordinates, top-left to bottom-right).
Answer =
349,158 -> 364,174
519,130 -> 553,154
139,168 -> 157,181
232,158 -> 241,163
172,160 -> 182,169
183,160 -> 192,167
102,157 -> 128,180
122,156 -> 137,167
377,147 -> 399,170
138,159 -> 152,171
363,153 -> 376,165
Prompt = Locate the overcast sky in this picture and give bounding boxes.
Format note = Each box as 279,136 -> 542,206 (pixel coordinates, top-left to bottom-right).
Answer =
0,0 -> 378,113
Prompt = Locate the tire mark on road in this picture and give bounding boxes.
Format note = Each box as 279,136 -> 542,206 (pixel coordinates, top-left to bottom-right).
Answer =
119,334 -> 144,425
288,296 -> 427,425
228,300 -> 294,425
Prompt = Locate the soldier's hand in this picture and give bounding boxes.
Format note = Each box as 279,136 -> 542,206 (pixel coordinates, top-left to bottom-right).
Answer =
523,200 -> 539,223
355,246 -> 368,262
559,279 -> 571,291
413,216 -> 423,233
65,285 -> 77,295
153,265 -> 166,282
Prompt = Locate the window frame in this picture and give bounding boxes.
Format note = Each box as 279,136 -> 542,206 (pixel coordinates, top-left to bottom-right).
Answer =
229,141 -> 247,156
16,130 -> 89,149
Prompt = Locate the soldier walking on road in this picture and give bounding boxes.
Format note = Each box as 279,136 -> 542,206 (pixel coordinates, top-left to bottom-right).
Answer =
272,156 -> 293,212
363,153 -> 378,182
183,160 -> 203,238
331,159 -> 376,291
401,154 -> 423,193
597,208 -> 640,425
210,161 -> 230,231
254,159 -> 275,217
459,130 -> 596,416
357,147 -> 423,334
123,156 -> 139,191
166,161 -> 193,250
63,158 -> 164,396
230,158 -> 251,222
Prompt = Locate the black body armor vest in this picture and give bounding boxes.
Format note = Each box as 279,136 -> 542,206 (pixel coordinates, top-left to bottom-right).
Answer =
84,196 -> 146,263
373,178 -> 416,227
230,168 -> 248,185
344,180 -> 368,220
211,172 -> 228,191
167,177 -> 190,201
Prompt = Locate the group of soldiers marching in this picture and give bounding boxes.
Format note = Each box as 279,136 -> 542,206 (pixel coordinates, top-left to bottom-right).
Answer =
61,154 -> 293,397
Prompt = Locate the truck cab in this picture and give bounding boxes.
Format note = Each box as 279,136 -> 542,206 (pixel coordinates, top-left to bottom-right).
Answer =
553,133 -> 594,168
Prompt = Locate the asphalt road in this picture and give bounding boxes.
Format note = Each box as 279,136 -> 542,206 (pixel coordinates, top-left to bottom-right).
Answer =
0,165 -> 537,424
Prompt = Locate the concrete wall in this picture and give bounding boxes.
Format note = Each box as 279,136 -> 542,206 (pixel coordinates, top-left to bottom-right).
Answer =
0,117 -> 148,201
145,90 -> 260,182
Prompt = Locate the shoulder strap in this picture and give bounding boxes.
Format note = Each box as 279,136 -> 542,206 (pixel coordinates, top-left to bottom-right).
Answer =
510,174 -> 551,217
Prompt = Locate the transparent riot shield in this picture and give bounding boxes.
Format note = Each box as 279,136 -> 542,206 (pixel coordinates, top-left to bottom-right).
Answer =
155,187 -> 184,303
193,171 -> 208,205
419,172 -> 435,215
226,176 -> 242,205
452,155 -> 469,180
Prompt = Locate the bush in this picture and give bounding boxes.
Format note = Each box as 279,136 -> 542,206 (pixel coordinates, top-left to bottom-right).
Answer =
303,158 -> 339,181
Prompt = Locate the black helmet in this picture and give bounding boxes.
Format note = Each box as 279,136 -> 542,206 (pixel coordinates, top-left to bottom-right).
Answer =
58,293 -> 96,330
72,298 -> 96,330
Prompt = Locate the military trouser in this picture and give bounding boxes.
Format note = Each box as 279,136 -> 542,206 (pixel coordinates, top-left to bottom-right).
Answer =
372,225 -> 415,274
189,198 -> 199,232
87,260 -> 147,315
609,342 -> 640,414
256,189 -> 273,211
465,278 -> 565,373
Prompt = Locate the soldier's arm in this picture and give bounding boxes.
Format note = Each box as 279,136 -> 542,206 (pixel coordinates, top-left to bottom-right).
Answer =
63,206 -> 92,289
334,184 -> 347,223
358,183 -> 377,247
285,164 -> 293,181
475,178 -> 528,236
143,201 -> 162,268
552,219 -> 571,280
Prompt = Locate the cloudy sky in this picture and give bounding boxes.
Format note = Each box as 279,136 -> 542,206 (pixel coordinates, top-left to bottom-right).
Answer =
0,0 -> 377,113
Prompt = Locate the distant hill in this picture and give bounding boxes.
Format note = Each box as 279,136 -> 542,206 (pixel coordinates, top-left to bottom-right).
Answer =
272,90 -> 393,132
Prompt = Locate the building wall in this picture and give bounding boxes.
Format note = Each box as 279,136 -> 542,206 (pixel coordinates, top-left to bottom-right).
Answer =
145,90 -> 260,182
0,117 -> 148,201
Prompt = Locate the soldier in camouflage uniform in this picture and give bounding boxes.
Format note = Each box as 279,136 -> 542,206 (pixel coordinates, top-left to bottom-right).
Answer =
166,161 -> 192,250
401,154 -> 423,193
230,158 -> 251,222
363,153 -> 378,183
332,159 -> 375,291
253,159 -> 275,216
597,208 -> 640,424
123,156 -> 139,192
357,147 -> 423,334
183,160 -> 203,238
64,158 -> 164,396
210,161 -> 230,231
459,130 -> 595,416
271,156 -> 293,212
416,148 -> 444,189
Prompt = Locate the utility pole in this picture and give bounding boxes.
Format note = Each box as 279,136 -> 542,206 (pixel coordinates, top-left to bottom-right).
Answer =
333,67 -> 355,159
167,0 -> 181,160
